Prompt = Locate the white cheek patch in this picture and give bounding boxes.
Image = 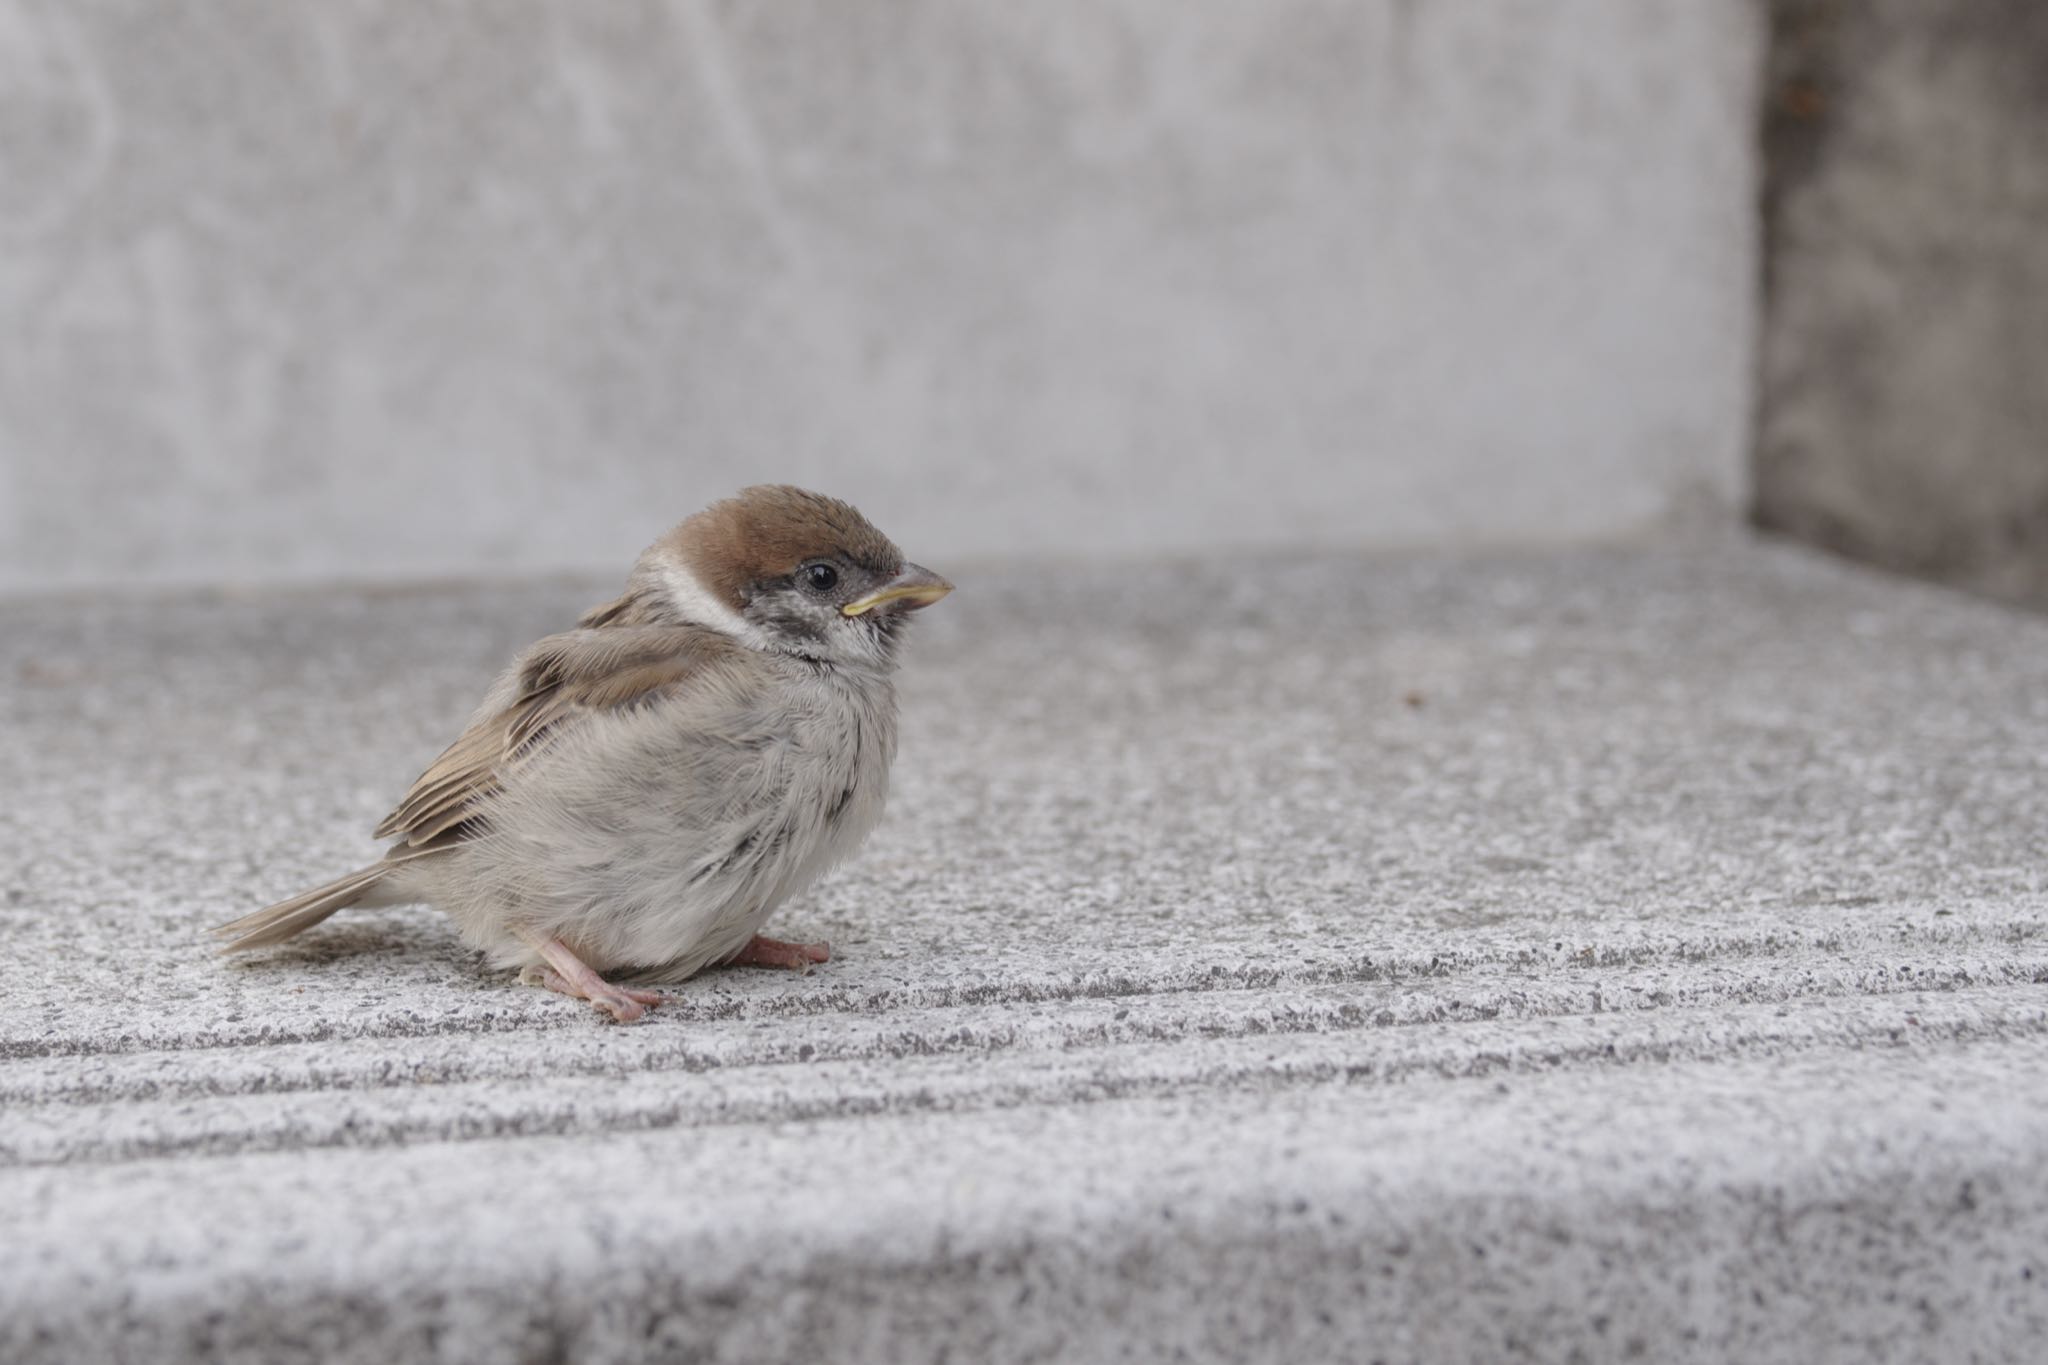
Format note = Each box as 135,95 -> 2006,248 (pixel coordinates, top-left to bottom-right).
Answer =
650,551 -> 894,667
654,556 -> 772,647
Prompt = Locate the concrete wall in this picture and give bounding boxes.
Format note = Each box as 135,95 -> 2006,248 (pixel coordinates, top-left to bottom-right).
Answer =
0,2 -> 1760,592
1757,1 -> 2048,609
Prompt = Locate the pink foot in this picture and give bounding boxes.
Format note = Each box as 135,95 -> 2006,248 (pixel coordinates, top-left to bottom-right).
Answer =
520,932 -> 666,1023
724,934 -> 832,973
537,967 -> 665,1023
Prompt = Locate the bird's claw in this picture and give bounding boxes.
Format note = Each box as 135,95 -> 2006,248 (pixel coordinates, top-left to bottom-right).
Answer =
725,934 -> 832,973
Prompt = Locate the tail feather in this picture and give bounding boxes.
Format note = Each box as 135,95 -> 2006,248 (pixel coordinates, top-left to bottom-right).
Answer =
213,865 -> 390,951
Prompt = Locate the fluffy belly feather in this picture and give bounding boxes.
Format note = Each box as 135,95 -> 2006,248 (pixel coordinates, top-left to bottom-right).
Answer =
422,668 -> 896,980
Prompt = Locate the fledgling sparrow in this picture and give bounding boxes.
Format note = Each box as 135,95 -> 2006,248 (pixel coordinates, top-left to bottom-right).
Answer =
215,486 -> 951,1022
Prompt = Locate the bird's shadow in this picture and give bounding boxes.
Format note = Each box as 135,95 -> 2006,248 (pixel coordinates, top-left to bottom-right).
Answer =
216,917 -> 455,972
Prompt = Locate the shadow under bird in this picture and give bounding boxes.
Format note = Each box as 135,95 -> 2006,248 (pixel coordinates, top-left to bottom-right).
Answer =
214,485 -> 952,1021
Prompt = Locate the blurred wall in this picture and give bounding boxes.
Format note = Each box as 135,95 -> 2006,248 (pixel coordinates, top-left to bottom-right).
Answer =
1757,1 -> 2048,610
0,2 -> 1761,592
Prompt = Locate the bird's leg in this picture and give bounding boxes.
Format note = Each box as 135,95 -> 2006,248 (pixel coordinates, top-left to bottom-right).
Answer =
517,930 -> 665,1023
724,934 -> 832,973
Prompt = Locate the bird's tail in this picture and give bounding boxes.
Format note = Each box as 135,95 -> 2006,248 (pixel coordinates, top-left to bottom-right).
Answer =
213,863 -> 394,951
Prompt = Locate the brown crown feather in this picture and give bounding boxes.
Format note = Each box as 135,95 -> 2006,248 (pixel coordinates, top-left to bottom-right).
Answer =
659,485 -> 904,610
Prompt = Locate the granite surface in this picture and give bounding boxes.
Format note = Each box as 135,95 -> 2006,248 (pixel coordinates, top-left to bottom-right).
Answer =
3,537 -> 2046,1361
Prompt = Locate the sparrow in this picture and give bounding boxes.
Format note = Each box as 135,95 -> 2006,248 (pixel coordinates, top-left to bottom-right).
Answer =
214,485 -> 952,1022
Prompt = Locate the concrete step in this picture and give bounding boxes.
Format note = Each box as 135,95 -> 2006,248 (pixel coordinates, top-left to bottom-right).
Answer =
4,535 -> 2046,1361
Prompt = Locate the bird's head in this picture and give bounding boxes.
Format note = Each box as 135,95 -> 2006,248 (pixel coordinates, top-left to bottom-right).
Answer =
633,485 -> 951,667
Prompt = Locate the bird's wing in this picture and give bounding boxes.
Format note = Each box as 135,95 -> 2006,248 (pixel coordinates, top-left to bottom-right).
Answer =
373,625 -> 742,846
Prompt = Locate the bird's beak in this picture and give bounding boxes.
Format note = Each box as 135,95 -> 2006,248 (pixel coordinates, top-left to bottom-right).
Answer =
842,563 -> 954,616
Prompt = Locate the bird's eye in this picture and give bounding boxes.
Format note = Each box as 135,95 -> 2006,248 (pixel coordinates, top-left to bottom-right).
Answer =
800,562 -> 839,593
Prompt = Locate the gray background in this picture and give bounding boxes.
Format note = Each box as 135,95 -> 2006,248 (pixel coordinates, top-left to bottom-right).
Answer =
1756,0 -> 2048,610
1,0 -> 1758,591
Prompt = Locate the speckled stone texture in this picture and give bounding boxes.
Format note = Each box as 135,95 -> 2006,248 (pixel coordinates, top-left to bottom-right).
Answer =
4,538 -> 2046,1362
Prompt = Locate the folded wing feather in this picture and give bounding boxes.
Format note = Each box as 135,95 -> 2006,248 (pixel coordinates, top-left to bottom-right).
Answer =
373,625 -> 739,846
